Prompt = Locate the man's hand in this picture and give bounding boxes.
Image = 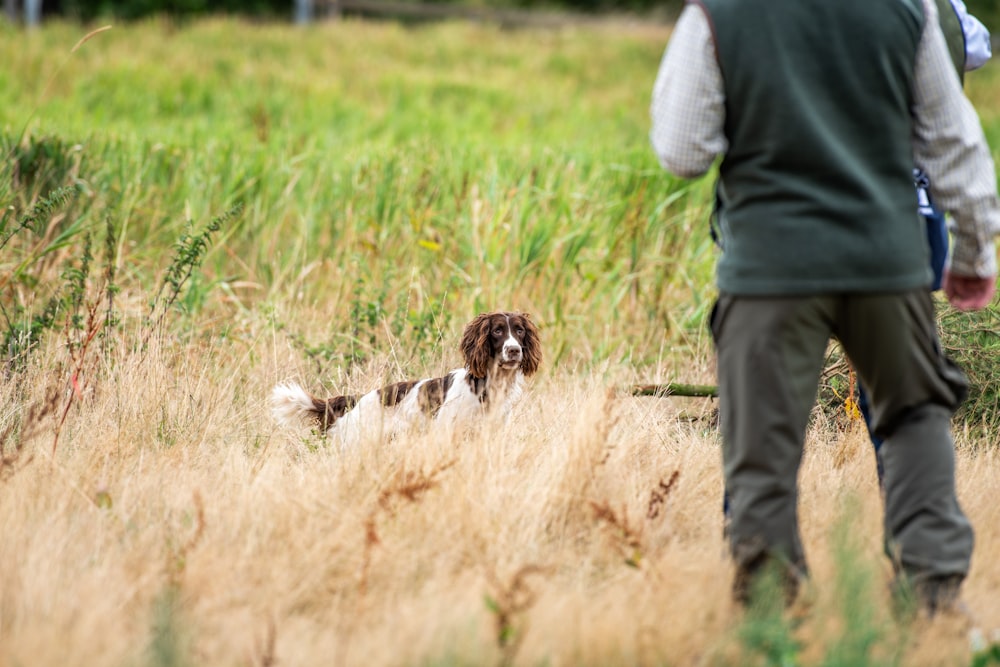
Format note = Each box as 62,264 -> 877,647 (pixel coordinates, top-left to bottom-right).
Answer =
943,270 -> 997,311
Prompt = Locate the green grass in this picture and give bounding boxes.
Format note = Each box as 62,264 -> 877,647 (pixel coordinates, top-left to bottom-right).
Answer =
0,17 -> 719,371
3,16 -> 1000,384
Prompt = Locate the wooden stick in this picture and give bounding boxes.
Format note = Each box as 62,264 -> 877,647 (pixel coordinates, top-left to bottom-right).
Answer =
629,383 -> 718,398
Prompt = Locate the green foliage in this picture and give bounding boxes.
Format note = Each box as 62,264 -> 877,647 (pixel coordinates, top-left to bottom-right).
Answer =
0,185 -> 83,369
59,0 -> 289,20
965,0 -> 1000,33
6,135 -> 83,201
147,586 -> 191,667
734,566 -> 802,667
938,304 -> 1000,435
0,184 -> 77,251
348,273 -> 388,366
972,642 -> 1000,667
148,202 -> 244,326
819,498 -> 903,667
0,18 -> 713,368
2,294 -> 62,370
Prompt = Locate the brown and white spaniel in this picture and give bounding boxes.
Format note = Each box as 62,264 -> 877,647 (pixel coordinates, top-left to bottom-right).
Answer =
271,311 -> 541,444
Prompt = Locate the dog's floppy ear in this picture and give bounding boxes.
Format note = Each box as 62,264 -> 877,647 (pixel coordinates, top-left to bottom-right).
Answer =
518,314 -> 542,377
461,313 -> 493,378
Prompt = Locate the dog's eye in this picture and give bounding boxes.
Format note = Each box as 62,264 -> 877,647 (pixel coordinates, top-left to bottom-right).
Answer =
493,328 -> 503,336
516,328 -> 525,336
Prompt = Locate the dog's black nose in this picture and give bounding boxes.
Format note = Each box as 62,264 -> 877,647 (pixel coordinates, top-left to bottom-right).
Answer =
504,346 -> 522,358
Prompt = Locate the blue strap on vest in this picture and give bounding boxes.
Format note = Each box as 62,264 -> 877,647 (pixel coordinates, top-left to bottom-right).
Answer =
710,181 -> 724,249
914,168 -> 948,291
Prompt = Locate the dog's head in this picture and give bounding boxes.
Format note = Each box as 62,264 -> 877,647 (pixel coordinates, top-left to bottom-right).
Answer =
460,311 -> 541,379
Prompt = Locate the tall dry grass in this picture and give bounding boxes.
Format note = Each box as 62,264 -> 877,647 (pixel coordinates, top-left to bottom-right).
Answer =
2,317 -> 998,667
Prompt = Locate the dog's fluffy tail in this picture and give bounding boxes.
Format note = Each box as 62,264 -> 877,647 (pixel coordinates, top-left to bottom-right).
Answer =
270,382 -> 357,431
270,382 -> 322,428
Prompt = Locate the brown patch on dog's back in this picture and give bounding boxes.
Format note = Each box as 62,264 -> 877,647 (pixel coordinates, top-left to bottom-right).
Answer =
463,373 -> 489,405
378,380 -> 419,408
312,394 -> 359,430
417,373 -> 455,416
305,380 -> 416,432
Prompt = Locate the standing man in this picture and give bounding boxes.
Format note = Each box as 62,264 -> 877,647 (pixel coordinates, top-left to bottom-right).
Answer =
650,0 -> 1000,613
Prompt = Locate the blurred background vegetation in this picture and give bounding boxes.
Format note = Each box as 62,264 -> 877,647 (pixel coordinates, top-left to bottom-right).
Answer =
17,0 -> 674,21
11,0 -> 997,27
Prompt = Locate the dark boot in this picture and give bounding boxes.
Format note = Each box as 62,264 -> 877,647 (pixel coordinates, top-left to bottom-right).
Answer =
892,573 -> 964,619
732,551 -> 807,608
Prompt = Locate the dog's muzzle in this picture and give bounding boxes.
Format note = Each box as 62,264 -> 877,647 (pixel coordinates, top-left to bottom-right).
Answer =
502,344 -> 523,366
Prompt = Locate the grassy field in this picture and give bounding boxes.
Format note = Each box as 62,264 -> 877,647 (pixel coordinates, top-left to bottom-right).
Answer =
2,14 -> 1000,667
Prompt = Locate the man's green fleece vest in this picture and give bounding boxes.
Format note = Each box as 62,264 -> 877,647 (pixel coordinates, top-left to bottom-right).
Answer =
699,0 -> 929,295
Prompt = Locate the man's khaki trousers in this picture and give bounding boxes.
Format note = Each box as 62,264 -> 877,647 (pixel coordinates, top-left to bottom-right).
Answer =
711,290 -> 973,590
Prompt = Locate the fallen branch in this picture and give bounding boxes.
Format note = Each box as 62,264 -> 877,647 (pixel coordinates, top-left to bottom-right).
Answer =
629,383 -> 718,398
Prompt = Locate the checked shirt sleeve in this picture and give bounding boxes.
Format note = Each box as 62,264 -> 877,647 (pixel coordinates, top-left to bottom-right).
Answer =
913,0 -> 1000,278
649,4 -> 726,179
